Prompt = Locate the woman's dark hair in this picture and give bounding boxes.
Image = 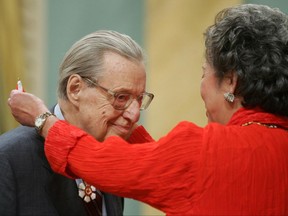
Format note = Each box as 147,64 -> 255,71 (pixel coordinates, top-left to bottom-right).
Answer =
204,4 -> 288,117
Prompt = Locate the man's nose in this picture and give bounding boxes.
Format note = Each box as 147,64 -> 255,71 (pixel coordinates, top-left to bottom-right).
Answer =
122,99 -> 140,122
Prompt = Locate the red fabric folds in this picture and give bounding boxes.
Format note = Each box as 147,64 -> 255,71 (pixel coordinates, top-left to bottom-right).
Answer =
45,108 -> 288,215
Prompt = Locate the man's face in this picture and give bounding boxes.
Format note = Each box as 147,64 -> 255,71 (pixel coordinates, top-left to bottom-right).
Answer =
75,52 -> 146,141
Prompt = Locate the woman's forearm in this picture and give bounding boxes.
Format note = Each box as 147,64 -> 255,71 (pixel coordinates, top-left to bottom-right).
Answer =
40,116 -> 59,138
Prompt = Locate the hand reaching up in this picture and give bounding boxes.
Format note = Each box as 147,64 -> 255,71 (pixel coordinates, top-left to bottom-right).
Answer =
8,90 -> 49,127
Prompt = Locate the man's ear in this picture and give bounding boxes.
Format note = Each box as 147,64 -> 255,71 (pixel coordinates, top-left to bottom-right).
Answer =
66,74 -> 84,106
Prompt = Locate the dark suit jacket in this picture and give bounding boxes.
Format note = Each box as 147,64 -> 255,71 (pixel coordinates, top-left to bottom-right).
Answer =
0,125 -> 124,216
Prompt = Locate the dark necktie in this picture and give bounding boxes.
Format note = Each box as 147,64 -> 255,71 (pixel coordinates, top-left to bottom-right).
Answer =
78,181 -> 103,216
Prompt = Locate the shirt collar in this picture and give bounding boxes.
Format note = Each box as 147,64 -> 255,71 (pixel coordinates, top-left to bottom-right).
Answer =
53,104 -> 64,120
227,107 -> 288,129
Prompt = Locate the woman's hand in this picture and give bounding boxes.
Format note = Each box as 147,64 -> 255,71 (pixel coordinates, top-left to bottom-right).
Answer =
8,90 -> 49,127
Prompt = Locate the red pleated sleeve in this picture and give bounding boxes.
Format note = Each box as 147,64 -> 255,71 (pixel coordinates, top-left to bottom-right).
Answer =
45,120 -> 203,215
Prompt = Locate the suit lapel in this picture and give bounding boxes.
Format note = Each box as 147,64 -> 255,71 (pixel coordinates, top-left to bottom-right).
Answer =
46,175 -> 124,216
46,172 -> 87,216
103,192 -> 124,216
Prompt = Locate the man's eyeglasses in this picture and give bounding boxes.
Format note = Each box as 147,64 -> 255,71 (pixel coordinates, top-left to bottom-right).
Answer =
83,78 -> 154,111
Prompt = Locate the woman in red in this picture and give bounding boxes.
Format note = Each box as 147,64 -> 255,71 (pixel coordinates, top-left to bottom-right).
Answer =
9,4 -> 288,215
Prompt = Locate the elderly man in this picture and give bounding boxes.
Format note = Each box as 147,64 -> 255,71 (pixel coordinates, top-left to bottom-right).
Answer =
0,30 -> 153,216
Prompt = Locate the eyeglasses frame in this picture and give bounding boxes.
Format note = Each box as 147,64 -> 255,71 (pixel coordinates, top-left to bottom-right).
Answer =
83,77 -> 154,110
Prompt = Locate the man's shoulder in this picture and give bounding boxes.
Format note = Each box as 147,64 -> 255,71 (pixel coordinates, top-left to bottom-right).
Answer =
0,126 -> 43,152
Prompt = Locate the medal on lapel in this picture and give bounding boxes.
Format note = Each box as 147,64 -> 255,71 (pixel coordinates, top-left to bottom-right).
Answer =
78,181 -> 97,203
